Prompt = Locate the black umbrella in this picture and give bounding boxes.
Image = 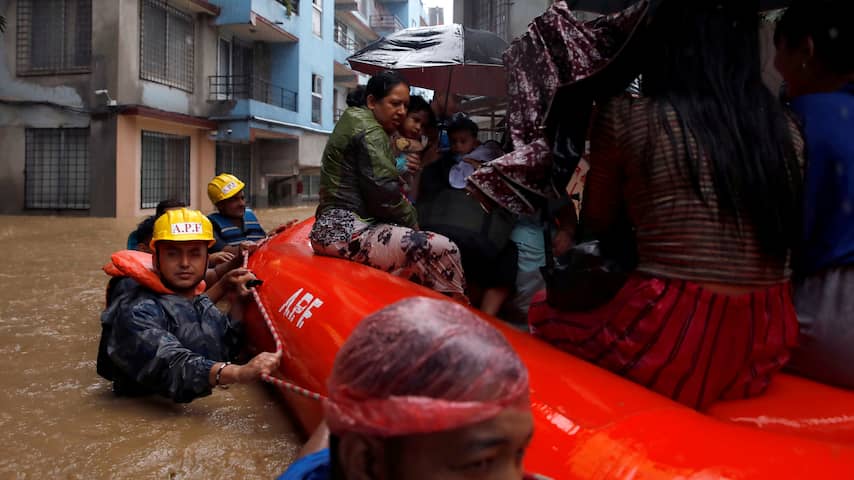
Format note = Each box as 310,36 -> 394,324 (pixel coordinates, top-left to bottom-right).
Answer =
348,24 -> 509,97
565,0 -> 790,13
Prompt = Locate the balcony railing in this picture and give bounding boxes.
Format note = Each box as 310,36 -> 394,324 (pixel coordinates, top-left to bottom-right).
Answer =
209,75 -> 298,112
334,21 -> 365,53
370,14 -> 404,32
334,108 -> 345,122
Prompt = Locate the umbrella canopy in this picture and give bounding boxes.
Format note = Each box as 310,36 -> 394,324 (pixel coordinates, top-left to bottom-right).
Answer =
565,0 -> 790,14
348,24 -> 509,97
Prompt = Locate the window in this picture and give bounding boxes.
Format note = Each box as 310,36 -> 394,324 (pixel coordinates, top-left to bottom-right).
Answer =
16,0 -> 92,75
300,174 -> 321,202
469,0 -> 509,41
311,74 -> 322,124
312,0 -> 322,37
25,128 -> 89,209
140,0 -> 195,92
214,38 -> 255,100
141,131 -> 190,209
216,143 -> 252,202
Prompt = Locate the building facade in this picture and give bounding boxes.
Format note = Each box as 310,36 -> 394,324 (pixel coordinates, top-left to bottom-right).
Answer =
427,6 -> 443,26
0,0 -> 424,217
453,0 -> 553,42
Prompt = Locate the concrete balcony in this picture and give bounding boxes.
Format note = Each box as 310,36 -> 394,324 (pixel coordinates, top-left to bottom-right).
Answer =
370,14 -> 404,32
208,74 -> 305,141
334,20 -> 367,64
335,4 -> 381,43
208,0 -> 299,43
209,75 -> 298,112
334,21 -> 366,54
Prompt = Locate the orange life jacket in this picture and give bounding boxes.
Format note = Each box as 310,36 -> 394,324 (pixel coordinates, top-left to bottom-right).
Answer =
103,250 -> 206,297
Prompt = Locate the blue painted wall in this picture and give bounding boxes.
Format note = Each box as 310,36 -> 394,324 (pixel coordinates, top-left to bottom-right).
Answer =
380,0 -> 424,28
288,0 -> 336,132
387,3 -> 408,27
211,0 -> 336,133
407,0 -> 426,28
209,0 -> 425,134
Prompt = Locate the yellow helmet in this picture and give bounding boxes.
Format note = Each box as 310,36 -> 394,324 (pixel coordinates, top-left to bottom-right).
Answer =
207,173 -> 245,204
150,208 -> 215,249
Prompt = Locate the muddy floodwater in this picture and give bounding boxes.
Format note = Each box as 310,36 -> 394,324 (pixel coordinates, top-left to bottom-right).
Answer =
0,207 -> 316,479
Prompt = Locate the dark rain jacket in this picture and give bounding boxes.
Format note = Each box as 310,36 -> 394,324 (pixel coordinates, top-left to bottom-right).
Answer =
316,107 -> 418,228
97,277 -> 243,403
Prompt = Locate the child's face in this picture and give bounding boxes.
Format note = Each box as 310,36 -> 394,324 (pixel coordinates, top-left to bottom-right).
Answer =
401,110 -> 430,139
450,130 -> 479,156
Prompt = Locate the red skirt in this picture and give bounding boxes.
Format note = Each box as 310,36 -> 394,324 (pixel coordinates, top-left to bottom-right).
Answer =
528,275 -> 798,410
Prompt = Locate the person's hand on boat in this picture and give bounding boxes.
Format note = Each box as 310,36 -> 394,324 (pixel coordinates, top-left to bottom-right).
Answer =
211,351 -> 282,386
208,251 -> 235,266
224,268 -> 257,298
206,268 -> 257,303
237,241 -> 259,257
236,351 -> 282,383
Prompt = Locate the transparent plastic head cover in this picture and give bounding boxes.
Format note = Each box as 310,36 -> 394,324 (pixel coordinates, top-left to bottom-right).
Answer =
325,297 -> 530,437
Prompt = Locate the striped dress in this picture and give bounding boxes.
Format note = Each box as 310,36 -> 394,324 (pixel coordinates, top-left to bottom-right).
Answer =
530,95 -> 804,409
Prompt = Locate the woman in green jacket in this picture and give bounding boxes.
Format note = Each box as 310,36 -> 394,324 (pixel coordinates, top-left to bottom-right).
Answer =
310,71 -> 465,298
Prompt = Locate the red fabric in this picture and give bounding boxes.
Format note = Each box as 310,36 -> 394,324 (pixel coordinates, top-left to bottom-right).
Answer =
465,1 -> 649,216
529,275 -> 798,410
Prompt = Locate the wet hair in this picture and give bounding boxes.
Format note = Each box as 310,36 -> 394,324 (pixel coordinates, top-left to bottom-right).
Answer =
640,0 -> 803,260
134,216 -> 157,248
326,297 -> 528,478
447,115 -> 479,138
365,70 -> 410,102
346,86 -> 366,107
774,0 -> 854,75
155,199 -> 186,219
406,95 -> 435,127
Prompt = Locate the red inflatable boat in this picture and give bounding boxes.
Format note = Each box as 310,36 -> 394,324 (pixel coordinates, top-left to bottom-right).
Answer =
244,220 -> 854,479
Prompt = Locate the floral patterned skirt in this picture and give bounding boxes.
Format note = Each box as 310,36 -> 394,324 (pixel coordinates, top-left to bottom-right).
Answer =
310,209 -> 466,297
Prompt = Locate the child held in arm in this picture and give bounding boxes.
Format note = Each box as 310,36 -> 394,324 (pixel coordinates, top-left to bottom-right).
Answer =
392,95 -> 435,200
446,116 -> 516,316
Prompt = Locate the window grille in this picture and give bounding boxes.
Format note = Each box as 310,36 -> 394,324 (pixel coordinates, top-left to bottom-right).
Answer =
216,143 -> 252,202
140,0 -> 195,92
141,131 -> 190,209
25,128 -> 90,210
469,0 -> 509,42
311,74 -> 322,124
16,0 -> 92,75
300,174 -> 320,202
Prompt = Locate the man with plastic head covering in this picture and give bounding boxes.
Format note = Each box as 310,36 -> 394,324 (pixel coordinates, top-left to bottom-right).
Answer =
97,208 -> 280,403
207,173 -> 266,254
279,297 -> 537,480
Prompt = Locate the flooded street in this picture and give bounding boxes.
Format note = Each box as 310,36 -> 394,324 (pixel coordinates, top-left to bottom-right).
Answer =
0,207 -> 316,479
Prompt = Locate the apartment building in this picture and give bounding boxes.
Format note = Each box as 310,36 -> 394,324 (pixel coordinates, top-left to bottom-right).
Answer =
0,0 -> 424,217
453,0 -> 554,42
427,6 -> 443,26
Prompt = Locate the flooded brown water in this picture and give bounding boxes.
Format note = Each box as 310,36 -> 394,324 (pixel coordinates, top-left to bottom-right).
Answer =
0,207 -> 316,479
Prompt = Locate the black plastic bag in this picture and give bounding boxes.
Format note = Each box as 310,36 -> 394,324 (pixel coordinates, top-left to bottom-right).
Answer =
541,240 -> 631,312
540,209 -> 637,312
